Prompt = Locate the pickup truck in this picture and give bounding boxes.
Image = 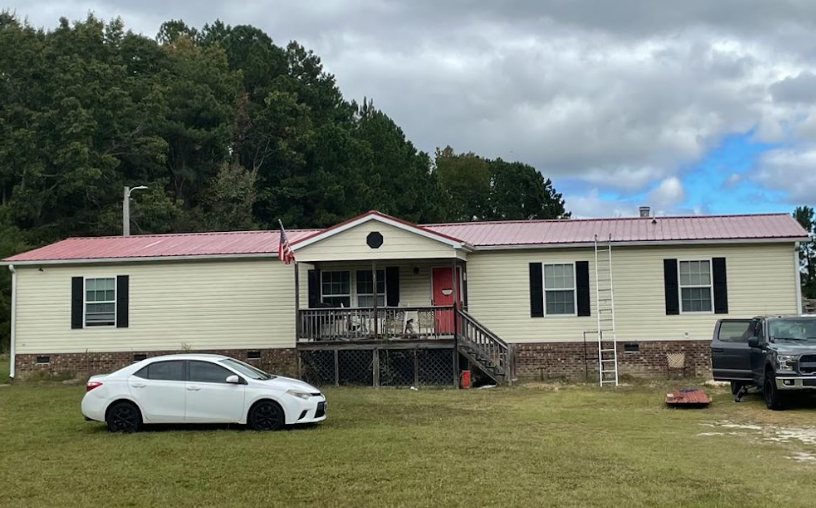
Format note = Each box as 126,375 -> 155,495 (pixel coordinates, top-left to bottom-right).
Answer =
711,315 -> 816,410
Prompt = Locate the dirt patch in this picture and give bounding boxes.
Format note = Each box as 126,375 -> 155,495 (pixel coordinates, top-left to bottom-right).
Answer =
698,420 -> 816,463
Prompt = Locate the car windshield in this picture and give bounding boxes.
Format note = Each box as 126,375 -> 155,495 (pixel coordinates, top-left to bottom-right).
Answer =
769,319 -> 816,343
219,358 -> 276,380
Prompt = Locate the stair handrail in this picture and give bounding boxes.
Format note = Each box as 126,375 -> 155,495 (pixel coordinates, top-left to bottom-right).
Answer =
455,308 -> 509,348
455,308 -> 511,382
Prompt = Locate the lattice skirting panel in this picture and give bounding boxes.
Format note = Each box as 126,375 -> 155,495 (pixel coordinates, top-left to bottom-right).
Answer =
299,347 -> 456,387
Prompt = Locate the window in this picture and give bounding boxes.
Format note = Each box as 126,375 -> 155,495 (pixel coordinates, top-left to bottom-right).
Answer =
134,360 -> 184,381
188,361 -> 233,384
679,260 -> 712,313
321,271 -> 351,307
356,270 -> 385,307
717,320 -> 753,343
543,263 -> 575,315
85,277 -> 116,326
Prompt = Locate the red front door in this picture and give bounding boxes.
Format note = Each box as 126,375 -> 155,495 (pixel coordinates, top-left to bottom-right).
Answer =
432,267 -> 461,333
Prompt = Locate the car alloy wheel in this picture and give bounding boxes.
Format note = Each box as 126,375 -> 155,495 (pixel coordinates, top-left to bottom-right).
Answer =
106,402 -> 141,433
249,400 -> 285,431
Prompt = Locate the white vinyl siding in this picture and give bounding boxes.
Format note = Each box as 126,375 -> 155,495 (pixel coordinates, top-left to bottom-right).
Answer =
466,243 -> 799,343
543,263 -> 576,315
14,259 -> 295,354
84,277 -> 116,327
293,220 -> 463,262
678,260 -> 712,313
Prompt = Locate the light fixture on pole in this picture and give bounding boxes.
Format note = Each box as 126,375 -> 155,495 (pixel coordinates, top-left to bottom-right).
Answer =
123,185 -> 148,236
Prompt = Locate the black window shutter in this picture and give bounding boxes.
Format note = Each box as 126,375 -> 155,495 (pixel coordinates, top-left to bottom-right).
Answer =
664,259 -> 680,315
116,275 -> 129,328
529,263 -> 544,317
385,267 -> 400,307
576,261 -> 591,317
307,269 -> 320,308
712,257 -> 728,314
71,277 -> 83,329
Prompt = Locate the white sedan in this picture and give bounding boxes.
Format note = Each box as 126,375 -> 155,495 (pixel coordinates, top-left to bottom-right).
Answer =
81,354 -> 327,432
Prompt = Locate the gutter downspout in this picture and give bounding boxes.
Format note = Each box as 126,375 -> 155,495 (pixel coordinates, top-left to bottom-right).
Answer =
8,264 -> 16,379
795,244 -> 804,315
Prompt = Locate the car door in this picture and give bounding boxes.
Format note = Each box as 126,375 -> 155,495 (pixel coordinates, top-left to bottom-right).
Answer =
711,319 -> 753,381
129,360 -> 186,423
750,319 -> 769,383
185,360 -> 246,423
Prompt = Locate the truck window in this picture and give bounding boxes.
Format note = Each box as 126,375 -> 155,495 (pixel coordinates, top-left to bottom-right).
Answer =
717,320 -> 753,342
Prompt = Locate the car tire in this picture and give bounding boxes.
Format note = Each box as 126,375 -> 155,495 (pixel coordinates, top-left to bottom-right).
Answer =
106,401 -> 142,433
248,400 -> 285,431
763,372 -> 785,411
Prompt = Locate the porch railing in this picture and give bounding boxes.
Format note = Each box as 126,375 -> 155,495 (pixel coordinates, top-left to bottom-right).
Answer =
455,308 -> 513,383
297,306 -> 456,342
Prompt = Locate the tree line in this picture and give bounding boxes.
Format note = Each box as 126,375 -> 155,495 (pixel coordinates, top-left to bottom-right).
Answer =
0,13 -> 569,350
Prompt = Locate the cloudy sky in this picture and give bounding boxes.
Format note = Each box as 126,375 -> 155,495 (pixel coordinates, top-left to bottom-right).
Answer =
7,1 -> 816,217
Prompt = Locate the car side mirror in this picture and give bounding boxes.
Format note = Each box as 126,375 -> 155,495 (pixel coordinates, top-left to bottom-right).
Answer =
748,337 -> 760,348
226,375 -> 241,384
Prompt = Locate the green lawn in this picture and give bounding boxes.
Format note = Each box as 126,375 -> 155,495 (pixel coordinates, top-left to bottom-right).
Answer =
0,355 -> 8,382
2,381 -> 816,508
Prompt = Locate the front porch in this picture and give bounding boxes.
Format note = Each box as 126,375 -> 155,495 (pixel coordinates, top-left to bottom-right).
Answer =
297,305 -> 457,343
289,212 -> 512,386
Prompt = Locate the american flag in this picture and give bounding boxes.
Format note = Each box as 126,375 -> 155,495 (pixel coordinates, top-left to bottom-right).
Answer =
278,219 -> 295,264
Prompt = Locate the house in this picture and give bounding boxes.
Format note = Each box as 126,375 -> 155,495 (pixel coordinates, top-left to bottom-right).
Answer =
2,209 -> 809,386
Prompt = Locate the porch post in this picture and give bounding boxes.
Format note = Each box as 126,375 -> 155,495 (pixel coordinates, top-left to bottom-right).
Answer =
372,260 -> 378,340
294,261 -> 300,342
452,257 -> 460,388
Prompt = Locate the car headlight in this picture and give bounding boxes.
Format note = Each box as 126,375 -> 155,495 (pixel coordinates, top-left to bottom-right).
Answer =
776,354 -> 798,372
286,389 -> 312,400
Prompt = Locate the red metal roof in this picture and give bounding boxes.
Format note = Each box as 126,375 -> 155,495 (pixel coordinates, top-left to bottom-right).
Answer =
3,229 -> 319,263
426,213 -> 808,247
3,212 -> 807,263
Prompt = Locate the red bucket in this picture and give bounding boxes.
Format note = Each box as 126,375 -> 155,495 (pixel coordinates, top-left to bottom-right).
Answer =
460,370 -> 471,389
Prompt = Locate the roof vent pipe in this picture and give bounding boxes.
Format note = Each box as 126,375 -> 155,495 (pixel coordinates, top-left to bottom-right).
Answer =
639,206 -> 651,218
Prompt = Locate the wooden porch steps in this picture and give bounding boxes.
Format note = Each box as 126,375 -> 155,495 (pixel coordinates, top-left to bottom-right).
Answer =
455,309 -> 513,385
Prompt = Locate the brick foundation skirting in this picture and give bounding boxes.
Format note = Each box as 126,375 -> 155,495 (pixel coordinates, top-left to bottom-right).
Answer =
14,348 -> 298,380
513,340 -> 711,380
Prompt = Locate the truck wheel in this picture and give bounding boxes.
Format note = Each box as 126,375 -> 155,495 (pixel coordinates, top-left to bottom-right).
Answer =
763,372 -> 785,411
730,381 -> 744,396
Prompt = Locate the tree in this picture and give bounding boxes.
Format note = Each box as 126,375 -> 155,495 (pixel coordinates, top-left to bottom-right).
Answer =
434,146 -> 492,221
434,146 -> 569,222
0,207 -> 28,352
488,159 -> 570,220
794,206 -> 816,300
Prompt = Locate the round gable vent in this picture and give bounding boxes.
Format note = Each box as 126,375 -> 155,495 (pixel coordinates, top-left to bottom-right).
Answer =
366,231 -> 384,249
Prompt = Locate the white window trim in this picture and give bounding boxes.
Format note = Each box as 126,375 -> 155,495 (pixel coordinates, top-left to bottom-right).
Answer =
320,271 -> 352,307
677,258 -> 714,315
83,276 -> 117,328
542,262 -> 577,317
320,269 -> 387,308
355,269 -> 386,307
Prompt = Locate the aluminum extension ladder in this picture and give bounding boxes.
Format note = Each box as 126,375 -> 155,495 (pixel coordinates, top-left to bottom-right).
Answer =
594,234 -> 619,386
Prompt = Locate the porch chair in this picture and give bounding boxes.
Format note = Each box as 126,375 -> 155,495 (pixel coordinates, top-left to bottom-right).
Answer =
383,310 -> 406,339
415,309 -> 436,338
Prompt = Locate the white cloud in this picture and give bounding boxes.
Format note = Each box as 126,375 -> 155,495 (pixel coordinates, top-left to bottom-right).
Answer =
753,148 -> 816,203
724,173 -> 742,187
564,189 -> 639,218
647,176 -> 686,209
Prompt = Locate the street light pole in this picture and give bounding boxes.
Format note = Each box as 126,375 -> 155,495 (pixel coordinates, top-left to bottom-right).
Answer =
123,185 -> 148,236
